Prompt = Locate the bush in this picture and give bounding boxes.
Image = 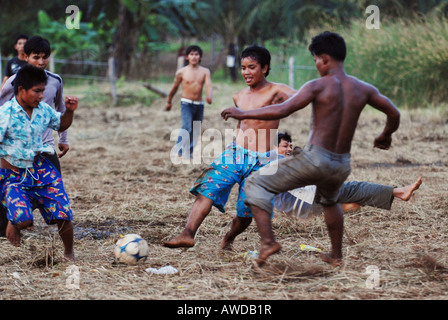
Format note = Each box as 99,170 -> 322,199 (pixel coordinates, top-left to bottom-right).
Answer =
342,17 -> 448,108
276,16 -> 448,108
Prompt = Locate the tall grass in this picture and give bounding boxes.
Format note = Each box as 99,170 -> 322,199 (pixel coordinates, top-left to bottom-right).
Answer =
273,16 -> 448,108
342,17 -> 448,108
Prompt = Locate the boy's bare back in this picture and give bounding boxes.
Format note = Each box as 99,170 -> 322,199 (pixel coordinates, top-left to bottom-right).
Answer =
304,72 -> 398,154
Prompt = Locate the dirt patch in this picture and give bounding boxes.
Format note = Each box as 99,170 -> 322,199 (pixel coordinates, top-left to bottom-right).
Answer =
0,83 -> 447,300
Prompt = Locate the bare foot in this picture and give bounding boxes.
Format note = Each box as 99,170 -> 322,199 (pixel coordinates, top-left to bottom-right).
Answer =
64,252 -> 76,262
6,222 -> 21,247
163,235 -> 195,248
220,239 -> 233,251
319,252 -> 343,267
394,177 -> 422,201
220,232 -> 236,251
256,241 -> 281,267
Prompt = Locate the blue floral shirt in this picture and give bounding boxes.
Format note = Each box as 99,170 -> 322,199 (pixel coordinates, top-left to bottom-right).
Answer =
0,97 -> 61,168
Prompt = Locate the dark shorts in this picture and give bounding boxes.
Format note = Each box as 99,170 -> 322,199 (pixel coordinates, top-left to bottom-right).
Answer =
245,144 -> 351,214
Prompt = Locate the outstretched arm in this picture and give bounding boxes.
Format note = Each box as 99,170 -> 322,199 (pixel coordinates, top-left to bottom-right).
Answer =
367,87 -> 400,150
221,80 -> 317,121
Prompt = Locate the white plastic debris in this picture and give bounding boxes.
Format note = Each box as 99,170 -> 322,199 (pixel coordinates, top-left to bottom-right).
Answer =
145,265 -> 178,275
241,250 -> 259,259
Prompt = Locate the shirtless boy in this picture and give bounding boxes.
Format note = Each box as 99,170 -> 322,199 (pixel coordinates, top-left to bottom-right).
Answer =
166,45 -> 213,159
221,31 -> 401,266
163,45 -> 296,249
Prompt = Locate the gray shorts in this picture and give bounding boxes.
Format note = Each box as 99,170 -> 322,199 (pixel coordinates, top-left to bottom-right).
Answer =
245,144 -> 351,213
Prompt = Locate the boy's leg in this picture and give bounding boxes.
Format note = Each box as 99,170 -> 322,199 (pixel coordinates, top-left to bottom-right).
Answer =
0,206 -> 7,237
2,177 -> 35,246
392,177 -> 422,201
244,155 -> 316,266
190,105 -> 204,155
320,204 -> 344,266
57,220 -> 74,261
163,194 -> 214,248
220,216 -> 252,250
337,177 -> 422,212
6,220 -> 33,247
176,103 -> 194,158
250,205 -> 281,266
165,147 -> 239,248
338,181 -> 394,210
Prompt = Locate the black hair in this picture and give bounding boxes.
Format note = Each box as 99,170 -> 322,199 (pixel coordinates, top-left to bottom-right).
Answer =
241,45 -> 271,78
185,45 -> 203,57
308,31 -> 346,62
24,35 -> 51,57
185,45 -> 203,64
14,64 -> 47,95
14,34 -> 28,44
277,132 -> 292,144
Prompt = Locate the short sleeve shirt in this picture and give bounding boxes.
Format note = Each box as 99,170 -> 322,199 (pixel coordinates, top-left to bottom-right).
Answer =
0,70 -> 68,147
5,57 -> 27,77
0,97 -> 61,168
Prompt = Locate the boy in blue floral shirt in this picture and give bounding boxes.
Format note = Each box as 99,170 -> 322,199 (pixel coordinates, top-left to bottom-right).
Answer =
0,65 -> 78,261
0,35 -> 70,237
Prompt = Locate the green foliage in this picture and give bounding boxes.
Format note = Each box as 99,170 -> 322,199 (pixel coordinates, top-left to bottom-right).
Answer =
342,17 -> 448,107
37,10 -> 102,59
2,0 -> 446,108
264,13 -> 448,108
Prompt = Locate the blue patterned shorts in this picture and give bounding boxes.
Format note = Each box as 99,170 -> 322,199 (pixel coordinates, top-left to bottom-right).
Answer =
190,143 -> 276,218
0,156 -> 72,225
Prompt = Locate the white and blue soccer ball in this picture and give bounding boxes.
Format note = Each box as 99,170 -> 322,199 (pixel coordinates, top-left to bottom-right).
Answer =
114,234 -> 149,265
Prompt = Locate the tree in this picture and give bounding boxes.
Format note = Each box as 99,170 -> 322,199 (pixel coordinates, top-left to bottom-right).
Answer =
97,0 -> 197,78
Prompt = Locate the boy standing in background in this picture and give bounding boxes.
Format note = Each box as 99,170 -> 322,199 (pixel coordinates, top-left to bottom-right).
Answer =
1,34 -> 28,90
166,45 -> 212,159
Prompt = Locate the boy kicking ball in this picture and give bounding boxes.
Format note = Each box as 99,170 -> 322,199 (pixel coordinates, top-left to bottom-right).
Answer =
0,65 -> 78,261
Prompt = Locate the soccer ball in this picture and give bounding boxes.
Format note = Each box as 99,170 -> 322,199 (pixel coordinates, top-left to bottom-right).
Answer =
114,234 -> 149,265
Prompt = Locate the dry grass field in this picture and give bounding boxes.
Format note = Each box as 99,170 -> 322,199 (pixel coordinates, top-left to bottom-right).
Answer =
0,81 -> 447,302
